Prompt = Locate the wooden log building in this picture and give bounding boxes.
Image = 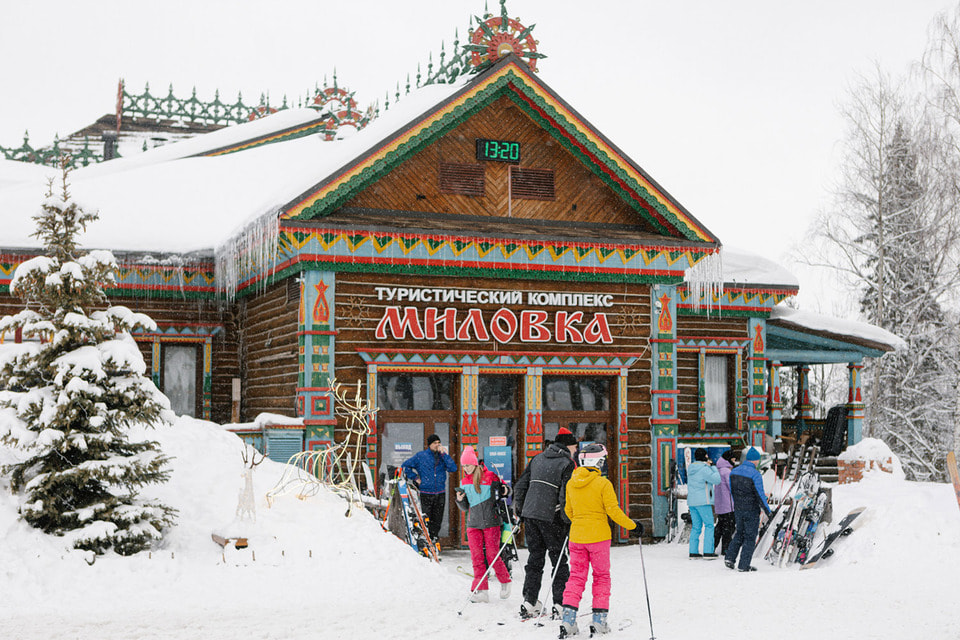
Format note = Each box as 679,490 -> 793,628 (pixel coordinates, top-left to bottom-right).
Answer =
0,5 -> 900,548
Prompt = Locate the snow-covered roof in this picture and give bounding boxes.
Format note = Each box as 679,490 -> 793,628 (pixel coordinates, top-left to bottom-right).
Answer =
0,159 -> 57,190
769,305 -> 906,352
0,80 -> 470,255
721,247 -> 799,289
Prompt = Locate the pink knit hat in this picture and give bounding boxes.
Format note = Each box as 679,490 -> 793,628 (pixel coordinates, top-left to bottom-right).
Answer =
460,446 -> 478,466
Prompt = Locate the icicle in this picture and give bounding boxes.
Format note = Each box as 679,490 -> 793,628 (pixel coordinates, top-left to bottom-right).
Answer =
214,211 -> 280,299
684,249 -> 724,315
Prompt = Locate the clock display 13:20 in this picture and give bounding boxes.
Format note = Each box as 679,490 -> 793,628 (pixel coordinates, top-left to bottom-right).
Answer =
476,138 -> 521,163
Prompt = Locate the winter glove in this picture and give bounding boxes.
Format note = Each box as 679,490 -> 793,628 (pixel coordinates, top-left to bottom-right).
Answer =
499,484 -> 513,499
630,520 -> 644,537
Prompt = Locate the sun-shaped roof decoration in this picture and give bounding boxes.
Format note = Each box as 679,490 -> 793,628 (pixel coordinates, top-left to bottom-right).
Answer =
465,0 -> 545,72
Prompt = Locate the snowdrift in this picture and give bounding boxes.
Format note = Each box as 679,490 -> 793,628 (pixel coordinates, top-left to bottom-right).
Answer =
0,416 -> 958,639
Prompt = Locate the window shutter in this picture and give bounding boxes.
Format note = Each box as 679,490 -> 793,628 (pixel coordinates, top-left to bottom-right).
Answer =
510,167 -> 555,200
439,162 -> 485,196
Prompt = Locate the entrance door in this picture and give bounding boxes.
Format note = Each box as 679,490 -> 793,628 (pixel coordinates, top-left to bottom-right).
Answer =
376,374 -> 457,549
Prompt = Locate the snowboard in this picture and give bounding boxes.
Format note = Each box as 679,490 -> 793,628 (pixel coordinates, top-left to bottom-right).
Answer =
799,506 -> 865,570
947,452 -> 960,514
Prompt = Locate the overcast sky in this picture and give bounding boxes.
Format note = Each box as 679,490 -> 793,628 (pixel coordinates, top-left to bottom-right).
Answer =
1,0 -> 956,308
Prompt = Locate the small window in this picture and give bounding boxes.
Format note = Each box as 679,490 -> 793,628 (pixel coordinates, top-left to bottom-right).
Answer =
704,355 -> 728,425
163,344 -> 198,417
511,167 -> 555,200
439,162 -> 485,196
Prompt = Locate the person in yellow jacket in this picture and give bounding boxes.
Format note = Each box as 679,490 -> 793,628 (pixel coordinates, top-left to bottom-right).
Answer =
558,443 -> 642,638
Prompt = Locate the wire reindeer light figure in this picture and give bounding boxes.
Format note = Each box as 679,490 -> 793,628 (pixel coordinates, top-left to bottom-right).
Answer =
265,379 -> 376,516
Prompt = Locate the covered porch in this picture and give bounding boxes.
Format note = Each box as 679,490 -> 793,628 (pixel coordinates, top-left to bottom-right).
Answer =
762,306 -> 904,454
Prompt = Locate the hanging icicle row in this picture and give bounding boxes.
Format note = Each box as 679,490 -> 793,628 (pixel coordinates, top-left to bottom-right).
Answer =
214,211 -> 280,299
684,249 -> 724,315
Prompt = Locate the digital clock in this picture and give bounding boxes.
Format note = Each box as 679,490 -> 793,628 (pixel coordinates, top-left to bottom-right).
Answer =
476,138 -> 521,163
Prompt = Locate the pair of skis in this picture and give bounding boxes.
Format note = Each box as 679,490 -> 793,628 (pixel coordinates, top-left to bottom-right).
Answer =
383,471 -> 439,562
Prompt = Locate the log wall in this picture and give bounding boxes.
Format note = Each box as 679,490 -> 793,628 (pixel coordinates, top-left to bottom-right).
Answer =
237,279 -> 300,420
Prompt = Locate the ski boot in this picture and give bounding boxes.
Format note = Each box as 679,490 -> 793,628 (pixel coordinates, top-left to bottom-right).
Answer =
559,606 -> 579,638
470,590 -> 489,603
551,605 -> 563,620
589,609 -> 610,635
520,599 -> 542,620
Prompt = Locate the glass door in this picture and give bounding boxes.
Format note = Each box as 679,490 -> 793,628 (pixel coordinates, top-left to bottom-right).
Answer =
376,373 -> 457,548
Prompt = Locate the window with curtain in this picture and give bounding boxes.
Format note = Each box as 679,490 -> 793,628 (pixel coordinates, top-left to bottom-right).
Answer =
704,355 -> 728,424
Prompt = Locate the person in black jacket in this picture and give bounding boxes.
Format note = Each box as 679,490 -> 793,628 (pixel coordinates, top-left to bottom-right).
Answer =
512,427 -> 578,619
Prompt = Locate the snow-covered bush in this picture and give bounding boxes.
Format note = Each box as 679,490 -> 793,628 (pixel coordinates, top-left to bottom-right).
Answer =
0,164 -> 176,555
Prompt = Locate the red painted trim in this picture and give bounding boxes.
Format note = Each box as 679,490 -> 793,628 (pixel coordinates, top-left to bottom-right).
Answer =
356,347 -> 643,358
297,330 -> 338,336
297,387 -> 332,392
650,389 -> 678,394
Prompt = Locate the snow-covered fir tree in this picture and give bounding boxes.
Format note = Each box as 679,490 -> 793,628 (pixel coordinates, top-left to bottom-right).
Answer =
0,163 -> 177,555
805,70 -> 959,481
856,123 -> 957,481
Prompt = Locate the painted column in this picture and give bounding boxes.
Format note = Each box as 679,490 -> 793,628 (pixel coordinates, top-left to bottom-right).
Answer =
746,318 -> 768,448
767,360 -> 783,438
151,338 -> 161,388
616,367 -> 630,542
297,270 -> 336,451
365,364 -> 378,470
202,338 -> 213,421
460,365 -> 479,449
523,367 -> 543,462
650,284 -> 679,538
459,364 -> 479,546
846,363 -> 864,445
797,365 -> 814,425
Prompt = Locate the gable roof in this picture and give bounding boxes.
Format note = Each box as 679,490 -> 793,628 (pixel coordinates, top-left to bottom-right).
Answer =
280,55 -> 720,245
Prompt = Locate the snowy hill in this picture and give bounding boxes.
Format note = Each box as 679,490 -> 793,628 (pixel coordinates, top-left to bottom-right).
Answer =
0,416 -> 958,639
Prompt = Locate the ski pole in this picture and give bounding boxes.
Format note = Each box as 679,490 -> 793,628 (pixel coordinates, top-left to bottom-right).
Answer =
456,536 -> 512,616
636,535 -> 657,640
533,534 -> 570,626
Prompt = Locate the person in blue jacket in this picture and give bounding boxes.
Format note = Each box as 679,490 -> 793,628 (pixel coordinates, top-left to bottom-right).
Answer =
686,447 -> 721,558
724,447 -> 772,572
401,434 -> 457,546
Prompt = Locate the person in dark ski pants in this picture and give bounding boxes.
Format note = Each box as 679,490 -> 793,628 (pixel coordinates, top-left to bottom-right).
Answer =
513,427 -> 578,620
686,447 -> 721,558
724,447 -> 771,572
713,450 -> 737,555
401,434 -> 457,545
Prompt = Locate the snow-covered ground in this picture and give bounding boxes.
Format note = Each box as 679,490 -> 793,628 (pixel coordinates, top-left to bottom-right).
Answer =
0,416 -> 957,639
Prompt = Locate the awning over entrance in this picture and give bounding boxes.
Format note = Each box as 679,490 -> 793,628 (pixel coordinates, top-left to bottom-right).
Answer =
766,306 -> 904,365
763,305 -> 905,448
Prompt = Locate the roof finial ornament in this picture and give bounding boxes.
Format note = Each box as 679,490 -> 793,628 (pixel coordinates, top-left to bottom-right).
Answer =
465,0 -> 544,72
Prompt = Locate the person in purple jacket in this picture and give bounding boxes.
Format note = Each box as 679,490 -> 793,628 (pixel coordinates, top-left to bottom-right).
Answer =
713,450 -> 737,555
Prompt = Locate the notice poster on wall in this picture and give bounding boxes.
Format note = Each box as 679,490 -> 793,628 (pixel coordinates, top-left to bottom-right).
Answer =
483,445 -> 512,485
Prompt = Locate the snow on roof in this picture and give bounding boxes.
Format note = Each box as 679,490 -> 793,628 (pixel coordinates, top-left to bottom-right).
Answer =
0,159 -> 57,190
721,246 -> 799,289
770,305 -> 907,352
0,79 -> 469,255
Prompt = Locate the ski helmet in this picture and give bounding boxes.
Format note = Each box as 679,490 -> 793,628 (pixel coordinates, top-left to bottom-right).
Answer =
578,443 -> 608,469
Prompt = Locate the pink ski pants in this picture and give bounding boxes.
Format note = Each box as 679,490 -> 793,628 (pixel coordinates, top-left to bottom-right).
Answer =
467,526 -> 511,592
562,539 -> 612,610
